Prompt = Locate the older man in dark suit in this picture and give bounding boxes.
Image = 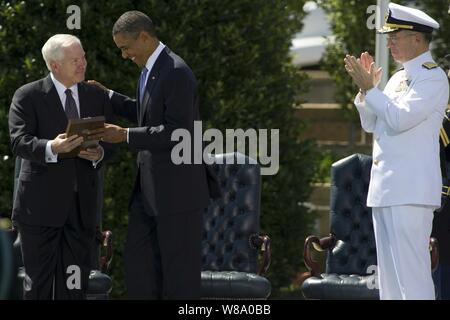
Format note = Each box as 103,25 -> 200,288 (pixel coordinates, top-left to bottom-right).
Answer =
9,34 -> 112,299
90,11 -> 210,299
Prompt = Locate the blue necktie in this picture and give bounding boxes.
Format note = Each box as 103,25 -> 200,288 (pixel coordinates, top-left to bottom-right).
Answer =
139,66 -> 149,103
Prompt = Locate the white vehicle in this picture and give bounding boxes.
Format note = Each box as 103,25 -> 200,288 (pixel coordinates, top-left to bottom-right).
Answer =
290,1 -> 333,68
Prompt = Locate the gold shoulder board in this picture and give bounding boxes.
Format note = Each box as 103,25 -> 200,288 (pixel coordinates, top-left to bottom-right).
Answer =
422,62 -> 438,70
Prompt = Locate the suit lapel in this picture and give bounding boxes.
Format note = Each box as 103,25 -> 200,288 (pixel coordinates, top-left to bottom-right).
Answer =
77,82 -> 87,118
139,48 -> 168,125
139,69 -> 159,125
136,82 -> 142,126
42,75 -> 68,131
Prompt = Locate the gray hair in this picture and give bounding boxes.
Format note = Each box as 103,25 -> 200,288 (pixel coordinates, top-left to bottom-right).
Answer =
423,32 -> 433,44
112,11 -> 156,38
405,30 -> 433,45
41,34 -> 81,71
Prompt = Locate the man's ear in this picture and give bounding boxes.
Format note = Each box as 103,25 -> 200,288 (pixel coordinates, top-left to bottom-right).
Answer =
50,61 -> 59,73
139,31 -> 152,42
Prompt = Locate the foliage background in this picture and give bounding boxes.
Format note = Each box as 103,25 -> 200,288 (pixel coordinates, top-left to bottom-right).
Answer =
0,0 -> 319,298
320,0 -> 450,115
317,0 -> 450,182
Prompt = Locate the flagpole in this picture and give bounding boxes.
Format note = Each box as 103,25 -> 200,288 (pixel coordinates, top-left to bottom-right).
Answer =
376,0 -> 389,90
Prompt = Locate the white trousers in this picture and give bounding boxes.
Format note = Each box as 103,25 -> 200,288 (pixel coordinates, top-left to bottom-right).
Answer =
372,205 -> 435,300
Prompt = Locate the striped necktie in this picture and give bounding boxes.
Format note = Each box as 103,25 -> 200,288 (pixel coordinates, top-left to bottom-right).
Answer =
65,89 -> 79,119
139,66 -> 149,103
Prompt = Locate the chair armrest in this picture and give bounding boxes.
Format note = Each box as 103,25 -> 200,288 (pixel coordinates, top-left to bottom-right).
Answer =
430,237 -> 439,272
303,234 -> 336,277
99,230 -> 113,274
250,234 -> 271,276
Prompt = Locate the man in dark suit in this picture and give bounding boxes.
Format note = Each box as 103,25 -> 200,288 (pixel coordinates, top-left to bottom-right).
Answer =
90,11 -> 210,299
432,60 -> 450,299
8,34 -> 112,299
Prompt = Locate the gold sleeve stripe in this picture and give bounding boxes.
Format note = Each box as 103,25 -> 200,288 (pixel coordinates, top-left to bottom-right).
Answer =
445,113 -> 450,122
440,127 -> 450,147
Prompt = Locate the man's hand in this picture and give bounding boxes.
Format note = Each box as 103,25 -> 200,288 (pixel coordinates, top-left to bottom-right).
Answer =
87,80 -> 109,92
359,52 -> 383,87
51,133 -> 84,154
89,123 -> 127,143
344,54 -> 379,92
78,146 -> 103,162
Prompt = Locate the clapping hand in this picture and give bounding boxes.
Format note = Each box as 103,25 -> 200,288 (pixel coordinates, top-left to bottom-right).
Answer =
344,52 -> 382,92
359,52 -> 382,87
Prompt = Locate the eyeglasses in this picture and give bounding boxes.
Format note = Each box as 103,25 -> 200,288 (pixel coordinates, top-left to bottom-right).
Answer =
386,33 -> 416,44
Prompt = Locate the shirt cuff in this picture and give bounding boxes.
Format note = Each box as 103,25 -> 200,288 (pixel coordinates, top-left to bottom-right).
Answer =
355,92 -> 365,106
45,140 -> 58,163
92,146 -> 105,168
365,87 -> 376,99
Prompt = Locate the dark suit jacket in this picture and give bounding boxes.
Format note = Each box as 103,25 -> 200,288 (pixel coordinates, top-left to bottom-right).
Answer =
111,47 -> 210,215
9,75 -> 113,228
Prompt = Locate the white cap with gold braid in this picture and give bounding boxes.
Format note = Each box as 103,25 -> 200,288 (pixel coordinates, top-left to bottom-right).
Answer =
378,2 -> 439,34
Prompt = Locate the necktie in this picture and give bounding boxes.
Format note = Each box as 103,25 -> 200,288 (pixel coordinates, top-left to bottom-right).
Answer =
65,89 -> 79,119
139,66 -> 149,103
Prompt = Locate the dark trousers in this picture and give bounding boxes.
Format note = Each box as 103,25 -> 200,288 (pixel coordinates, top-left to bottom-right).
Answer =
433,264 -> 450,300
124,192 -> 203,299
18,193 -> 95,300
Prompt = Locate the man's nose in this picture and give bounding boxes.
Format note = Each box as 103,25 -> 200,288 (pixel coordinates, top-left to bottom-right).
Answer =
78,63 -> 86,71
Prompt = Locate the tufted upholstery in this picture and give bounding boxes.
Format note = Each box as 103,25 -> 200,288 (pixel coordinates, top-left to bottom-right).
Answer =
301,153 -> 439,299
301,154 -> 379,299
201,153 -> 271,299
327,154 -> 376,276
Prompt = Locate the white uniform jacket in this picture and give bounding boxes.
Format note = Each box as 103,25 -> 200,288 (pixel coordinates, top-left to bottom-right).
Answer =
354,51 -> 449,208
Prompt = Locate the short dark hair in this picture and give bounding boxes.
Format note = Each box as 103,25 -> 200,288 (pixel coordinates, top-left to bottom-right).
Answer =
112,11 -> 156,38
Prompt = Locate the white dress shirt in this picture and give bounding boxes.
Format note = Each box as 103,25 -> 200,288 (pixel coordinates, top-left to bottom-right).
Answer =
109,41 -> 166,142
45,73 -> 103,166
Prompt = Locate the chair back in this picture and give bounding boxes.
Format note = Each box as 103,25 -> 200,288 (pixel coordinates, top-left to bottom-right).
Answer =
327,154 -> 377,275
202,153 -> 261,273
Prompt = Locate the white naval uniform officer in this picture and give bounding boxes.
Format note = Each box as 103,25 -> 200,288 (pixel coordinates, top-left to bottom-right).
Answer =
344,2 -> 449,300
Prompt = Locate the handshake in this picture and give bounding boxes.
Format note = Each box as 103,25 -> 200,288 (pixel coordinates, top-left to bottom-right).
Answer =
50,122 -> 126,161
86,123 -> 164,143
51,121 -> 165,159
